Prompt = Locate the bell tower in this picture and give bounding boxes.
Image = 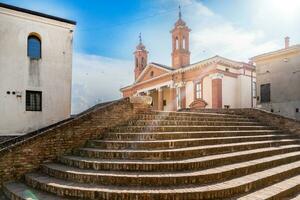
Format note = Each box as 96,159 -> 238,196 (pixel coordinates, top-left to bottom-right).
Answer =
171,6 -> 191,69
134,33 -> 148,80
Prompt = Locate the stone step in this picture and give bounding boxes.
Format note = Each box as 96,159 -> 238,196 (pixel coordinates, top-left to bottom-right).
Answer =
135,114 -> 255,122
2,182 -> 68,200
75,139 -> 299,160
104,130 -> 283,141
237,174 -> 300,200
59,145 -> 300,172
111,126 -> 276,133
24,160 -> 300,199
88,134 -> 292,150
129,120 -> 261,126
42,151 -> 300,187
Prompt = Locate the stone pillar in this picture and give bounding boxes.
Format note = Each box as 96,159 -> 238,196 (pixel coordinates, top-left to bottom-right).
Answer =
170,87 -> 177,111
157,88 -> 164,111
210,73 -> 223,109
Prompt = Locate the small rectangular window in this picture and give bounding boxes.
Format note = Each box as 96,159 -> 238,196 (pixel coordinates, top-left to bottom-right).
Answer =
195,82 -> 202,99
26,90 -> 42,111
260,83 -> 270,103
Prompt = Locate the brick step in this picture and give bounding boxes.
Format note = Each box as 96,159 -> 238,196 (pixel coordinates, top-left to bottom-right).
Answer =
23,160 -> 300,199
88,135 -> 292,150
74,139 -> 299,160
237,174 -> 300,200
111,126 -> 276,133
2,182 -> 68,200
139,111 -> 245,118
59,145 -> 300,172
135,115 -> 255,122
104,130 -> 283,141
289,193 -> 300,200
129,120 -> 262,126
42,151 -> 300,187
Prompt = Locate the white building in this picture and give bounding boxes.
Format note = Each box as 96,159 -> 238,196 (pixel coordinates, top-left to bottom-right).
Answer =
252,37 -> 300,121
0,3 -> 76,135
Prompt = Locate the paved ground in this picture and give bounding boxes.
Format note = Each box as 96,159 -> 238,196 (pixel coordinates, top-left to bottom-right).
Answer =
0,190 -> 8,200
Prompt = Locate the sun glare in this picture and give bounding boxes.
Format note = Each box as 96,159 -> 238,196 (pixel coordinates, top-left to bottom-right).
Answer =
266,0 -> 300,19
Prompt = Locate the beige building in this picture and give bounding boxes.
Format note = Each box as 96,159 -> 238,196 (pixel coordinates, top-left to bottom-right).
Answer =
121,8 -> 256,111
252,37 -> 300,121
0,3 -> 76,135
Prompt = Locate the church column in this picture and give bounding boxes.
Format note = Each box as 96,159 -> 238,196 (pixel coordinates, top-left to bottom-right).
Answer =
170,87 -> 177,111
210,73 -> 224,109
180,86 -> 186,109
157,88 -> 164,111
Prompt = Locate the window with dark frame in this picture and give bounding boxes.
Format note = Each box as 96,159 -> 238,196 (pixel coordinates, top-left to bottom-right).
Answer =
195,82 -> 202,99
163,100 -> 167,106
26,91 -> 42,111
260,83 -> 270,103
28,35 -> 41,59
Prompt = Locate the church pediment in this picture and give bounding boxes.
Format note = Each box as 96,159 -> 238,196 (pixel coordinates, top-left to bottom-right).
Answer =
135,63 -> 172,83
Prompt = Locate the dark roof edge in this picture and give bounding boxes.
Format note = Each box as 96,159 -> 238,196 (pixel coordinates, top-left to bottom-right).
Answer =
0,2 -> 76,25
150,62 -> 174,70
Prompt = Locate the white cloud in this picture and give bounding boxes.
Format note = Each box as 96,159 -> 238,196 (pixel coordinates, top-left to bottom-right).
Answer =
191,23 -> 280,61
178,0 -> 281,61
72,53 -> 133,114
130,0 -> 284,63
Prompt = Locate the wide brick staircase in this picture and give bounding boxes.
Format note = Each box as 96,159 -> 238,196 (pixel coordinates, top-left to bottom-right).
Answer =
3,111 -> 300,199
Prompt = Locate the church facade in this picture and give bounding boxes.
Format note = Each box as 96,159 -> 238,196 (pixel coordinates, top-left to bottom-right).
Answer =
121,9 -> 256,111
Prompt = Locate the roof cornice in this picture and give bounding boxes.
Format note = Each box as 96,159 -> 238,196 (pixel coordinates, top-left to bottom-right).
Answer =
251,45 -> 300,61
0,2 -> 76,25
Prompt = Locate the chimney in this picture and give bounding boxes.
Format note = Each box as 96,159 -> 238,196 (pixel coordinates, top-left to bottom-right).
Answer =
285,36 -> 290,49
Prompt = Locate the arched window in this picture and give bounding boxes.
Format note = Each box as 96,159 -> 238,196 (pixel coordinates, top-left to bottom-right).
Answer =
28,35 -> 41,59
135,57 -> 138,68
142,57 -> 144,67
150,71 -> 154,77
175,37 -> 179,49
183,37 -> 186,49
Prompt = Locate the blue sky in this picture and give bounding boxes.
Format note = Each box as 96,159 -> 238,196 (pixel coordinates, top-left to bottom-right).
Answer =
2,0 -> 300,113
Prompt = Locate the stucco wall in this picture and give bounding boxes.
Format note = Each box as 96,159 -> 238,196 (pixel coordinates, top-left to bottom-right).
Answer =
238,75 -> 256,108
0,7 -> 75,134
185,81 -> 194,108
255,48 -> 300,120
222,76 -> 238,108
162,88 -> 171,111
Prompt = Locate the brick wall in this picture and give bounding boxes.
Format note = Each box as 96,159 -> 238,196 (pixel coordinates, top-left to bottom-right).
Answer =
0,97 -> 149,186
